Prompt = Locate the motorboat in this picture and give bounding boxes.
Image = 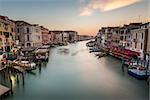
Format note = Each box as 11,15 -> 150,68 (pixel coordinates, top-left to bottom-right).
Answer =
128,65 -> 150,80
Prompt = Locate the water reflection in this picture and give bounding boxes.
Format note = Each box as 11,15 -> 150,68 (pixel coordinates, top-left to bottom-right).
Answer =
57,47 -> 70,55
1,41 -> 148,100
71,49 -> 87,56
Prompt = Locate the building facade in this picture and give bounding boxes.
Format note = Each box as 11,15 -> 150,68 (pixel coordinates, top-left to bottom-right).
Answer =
31,24 -> 42,47
96,22 -> 149,58
16,22 -> 42,48
41,26 -> 50,45
130,22 -> 150,58
15,21 -> 33,48
0,16 -> 16,52
64,31 -> 78,43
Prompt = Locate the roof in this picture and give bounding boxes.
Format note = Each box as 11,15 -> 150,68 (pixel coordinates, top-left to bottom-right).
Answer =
64,30 -> 77,33
15,21 -> 32,26
40,26 -> 49,31
141,22 -> 150,26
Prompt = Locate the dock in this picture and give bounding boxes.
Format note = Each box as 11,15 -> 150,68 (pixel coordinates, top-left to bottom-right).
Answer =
13,66 -> 26,74
0,67 -> 6,72
0,84 -> 11,98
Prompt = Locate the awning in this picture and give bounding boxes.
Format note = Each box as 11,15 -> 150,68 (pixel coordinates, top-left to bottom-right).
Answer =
34,49 -> 49,54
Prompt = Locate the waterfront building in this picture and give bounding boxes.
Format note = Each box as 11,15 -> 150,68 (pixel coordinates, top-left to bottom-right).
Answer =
62,32 -> 69,43
49,30 -> 63,44
32,24 -> 42,47
96,27 -> 115,49
111,27 -> 120,47
0,16 -> 16,52
49,31 -> 54,45
95,29 -> 102,48
95,22 -> 150,58
41,26 -> 50,45
95,28 -> 107,49
130,22 -> 150,58
77,35 -> 93,41
16,21 -> 42,48
49,30 -> 78,44
64,30 -> 78,43
15,21 -> 33,48
119,23 -> 141,50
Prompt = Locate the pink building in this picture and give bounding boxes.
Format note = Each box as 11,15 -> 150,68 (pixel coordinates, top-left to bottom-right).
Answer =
41,26 -> 50,45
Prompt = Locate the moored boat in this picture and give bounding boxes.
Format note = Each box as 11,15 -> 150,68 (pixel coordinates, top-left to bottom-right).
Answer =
128,65 -> 150,80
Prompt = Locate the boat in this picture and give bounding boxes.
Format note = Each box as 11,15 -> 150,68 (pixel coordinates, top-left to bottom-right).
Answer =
34,48 -> 49,61
124,60 -> 141,66
89,47 -> 100,53
128,65 -> 150,80
12,60 -> 36,71
86,41 -> 95,47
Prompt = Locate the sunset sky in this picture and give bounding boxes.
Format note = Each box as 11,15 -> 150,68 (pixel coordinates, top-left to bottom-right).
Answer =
0,0 -> 149,35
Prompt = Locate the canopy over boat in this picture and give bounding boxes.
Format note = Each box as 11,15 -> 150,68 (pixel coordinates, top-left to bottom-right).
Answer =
34,49 -> 49,54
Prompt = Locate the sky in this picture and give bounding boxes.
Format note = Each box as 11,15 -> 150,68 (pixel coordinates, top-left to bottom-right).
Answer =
0,0 -> 149,35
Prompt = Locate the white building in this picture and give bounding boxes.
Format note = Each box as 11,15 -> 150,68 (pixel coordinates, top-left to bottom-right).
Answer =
15,21 -> 42,48
15,21 -> 33,48
130,22 -> 150,58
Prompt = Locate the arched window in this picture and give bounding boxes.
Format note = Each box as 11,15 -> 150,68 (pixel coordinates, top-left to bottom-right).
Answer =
27,43 -> 31,46
27,27 -> 29,33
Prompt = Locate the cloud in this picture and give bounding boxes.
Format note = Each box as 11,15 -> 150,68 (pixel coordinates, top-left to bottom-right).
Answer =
79,0 -> 142,16
79,8 -> 93,16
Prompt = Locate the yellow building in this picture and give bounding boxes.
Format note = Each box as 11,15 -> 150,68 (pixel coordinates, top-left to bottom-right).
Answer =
0,16 -> 16,52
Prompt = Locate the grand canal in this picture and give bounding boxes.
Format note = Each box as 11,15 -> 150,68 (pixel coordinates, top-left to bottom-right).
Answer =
1,41 -> 149,100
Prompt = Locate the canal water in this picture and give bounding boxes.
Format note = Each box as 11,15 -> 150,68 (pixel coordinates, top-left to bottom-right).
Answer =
1,41 -> 149,100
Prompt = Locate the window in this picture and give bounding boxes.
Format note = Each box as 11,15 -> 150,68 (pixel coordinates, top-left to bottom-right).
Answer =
11,28 -> 13,32
135,42 -> 137,49
17,36 -> 20,41
142,33 -> 143,39
120,36 -> 123,40
125,36 -> 126,40
27,27 -> 29,33
141,43 -> 143,50
38,36 -> 40,40
27,43 -> 31,46
4,32 -> 9,38
0,31 -> 2,35
27,35 -> 30,41
36,29 -> 39,33
127,43 -> 130,47
22,44 -> 24,46
136,33 -> 137,39
17,28 -> 19,33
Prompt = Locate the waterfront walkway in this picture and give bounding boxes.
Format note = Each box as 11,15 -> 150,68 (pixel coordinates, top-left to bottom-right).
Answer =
0,84 -> 11,97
